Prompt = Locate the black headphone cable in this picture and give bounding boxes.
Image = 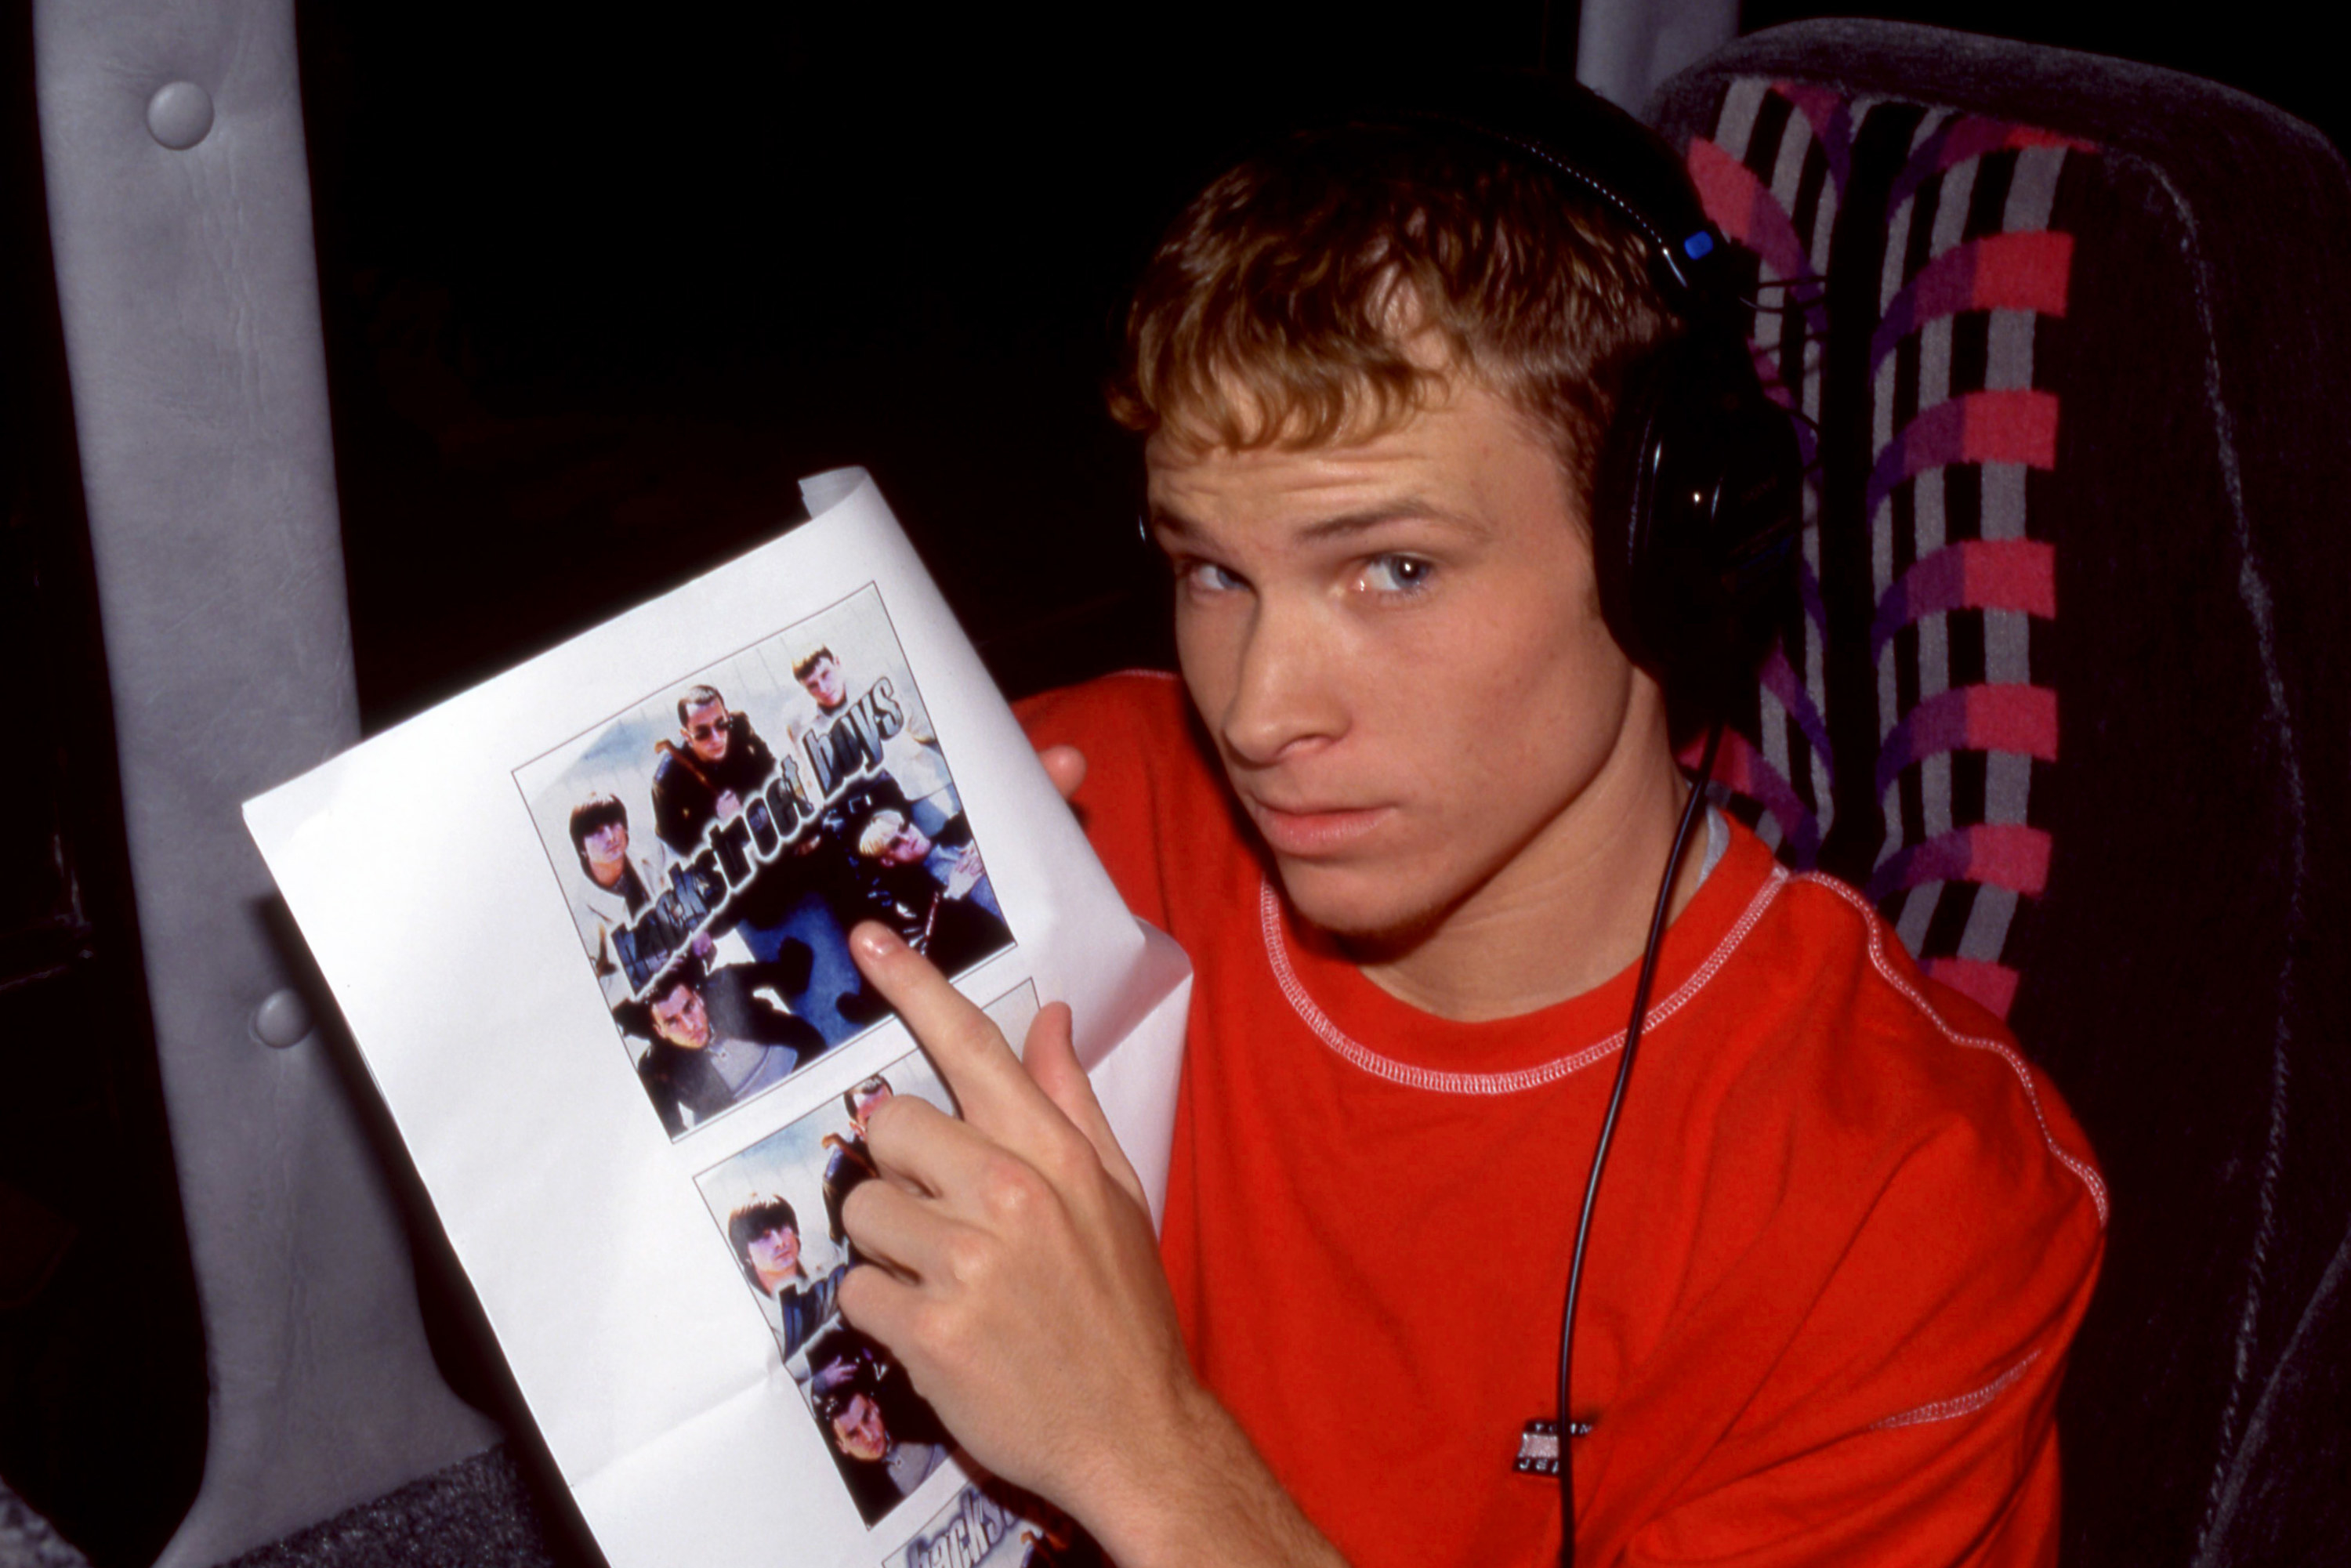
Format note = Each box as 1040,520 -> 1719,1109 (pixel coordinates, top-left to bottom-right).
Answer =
1556,719 -> 1725,1568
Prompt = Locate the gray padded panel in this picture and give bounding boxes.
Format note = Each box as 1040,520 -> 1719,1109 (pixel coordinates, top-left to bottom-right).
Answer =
30,1 -> 497,1561
1574,0 -> 1738,114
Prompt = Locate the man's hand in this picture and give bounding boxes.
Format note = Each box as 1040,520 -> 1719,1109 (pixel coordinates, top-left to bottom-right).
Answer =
943,843 -> 986,901
836,920 -> 1346,1568
835,922 -> 1185,1501
715,788 -> 742,822
1037,743 -> 1085,802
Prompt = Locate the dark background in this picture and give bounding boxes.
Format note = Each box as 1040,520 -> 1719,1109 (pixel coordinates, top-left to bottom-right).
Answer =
1,2 -> 2339,1562
302,3 -> 1571,733
310,2 -> 2345,733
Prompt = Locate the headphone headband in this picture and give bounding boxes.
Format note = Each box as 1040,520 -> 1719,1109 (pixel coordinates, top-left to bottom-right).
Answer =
1393,74 -> 1733,311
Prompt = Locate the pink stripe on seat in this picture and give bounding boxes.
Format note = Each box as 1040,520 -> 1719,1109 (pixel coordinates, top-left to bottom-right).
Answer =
1876,685 -> 2059,792
1688,137 -> 1813,284
1871,541 -> 2057,657
1922,958 -> 2023,1019
1871,825 -> 2053,900
1871,232 -> 2074,369
1868,392 -> 2059,513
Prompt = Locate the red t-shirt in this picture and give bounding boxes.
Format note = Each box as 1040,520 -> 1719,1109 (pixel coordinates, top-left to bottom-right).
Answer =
1020,672 -> 2105,1567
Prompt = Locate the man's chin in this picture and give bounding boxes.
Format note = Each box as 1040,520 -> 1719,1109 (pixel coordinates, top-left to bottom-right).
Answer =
1273,859 -> 1451,958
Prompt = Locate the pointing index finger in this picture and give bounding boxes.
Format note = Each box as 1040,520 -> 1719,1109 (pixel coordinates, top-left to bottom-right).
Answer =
849,922 -> 1054,1136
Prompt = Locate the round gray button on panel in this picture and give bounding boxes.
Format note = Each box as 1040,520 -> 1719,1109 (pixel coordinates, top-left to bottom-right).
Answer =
147,81 -> 214,150
252,988 -> 313,1048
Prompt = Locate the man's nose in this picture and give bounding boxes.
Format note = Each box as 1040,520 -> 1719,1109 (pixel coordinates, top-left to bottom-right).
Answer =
1217,597 -> 1347,767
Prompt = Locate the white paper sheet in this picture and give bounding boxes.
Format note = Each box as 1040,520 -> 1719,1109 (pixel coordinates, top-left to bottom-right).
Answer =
244,469 -> 1190,1567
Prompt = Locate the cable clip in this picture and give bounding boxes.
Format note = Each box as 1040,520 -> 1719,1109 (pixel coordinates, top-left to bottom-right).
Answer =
1514,1418 -> 1593,1476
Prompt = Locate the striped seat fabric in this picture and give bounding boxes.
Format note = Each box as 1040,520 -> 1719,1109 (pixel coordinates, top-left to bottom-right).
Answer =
1679,77 -> 2083,1021
1654,23 -> 2351,1568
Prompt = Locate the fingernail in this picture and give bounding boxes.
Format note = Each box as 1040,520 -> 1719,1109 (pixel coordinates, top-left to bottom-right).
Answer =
853,923 -> 903,959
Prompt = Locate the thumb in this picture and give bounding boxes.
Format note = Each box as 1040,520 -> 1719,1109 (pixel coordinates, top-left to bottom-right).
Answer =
1021,1001 -> 1150,1212
1037,744 -> 1087,802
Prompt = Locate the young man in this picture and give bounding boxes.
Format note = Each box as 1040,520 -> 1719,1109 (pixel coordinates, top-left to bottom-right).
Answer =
792,642 -> 962,838
803,1324 -> 952,1526
726,1194 -> 846,1360
632,964 -> 820,1136
656,680 -> 876,1044
830,99 -> 2105,1567
564,791 -> 669,1006
795,645 -> 851,714
850,807 -> 1010,972
650,684 -> 779,856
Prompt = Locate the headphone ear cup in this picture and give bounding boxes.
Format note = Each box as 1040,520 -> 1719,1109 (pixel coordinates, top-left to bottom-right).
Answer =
1589,349 -> 1672,669
1589,334 -> 1804,714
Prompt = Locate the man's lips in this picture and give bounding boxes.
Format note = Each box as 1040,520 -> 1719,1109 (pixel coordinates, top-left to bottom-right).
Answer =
1244,797 -> 1393,856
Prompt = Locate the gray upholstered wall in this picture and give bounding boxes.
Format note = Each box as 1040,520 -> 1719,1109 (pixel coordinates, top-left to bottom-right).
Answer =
30,1 -> 497,1560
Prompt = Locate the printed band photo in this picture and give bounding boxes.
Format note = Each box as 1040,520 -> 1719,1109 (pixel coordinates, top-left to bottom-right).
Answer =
693,1047 -> 967,1528
690,1045 -> 957,1371
514,584 -> 1015,1139
885,1481 -> 1106,1568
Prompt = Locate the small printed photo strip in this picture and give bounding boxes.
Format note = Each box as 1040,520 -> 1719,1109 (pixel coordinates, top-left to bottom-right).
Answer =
514,584 -> 1015,1139
884,1481 -> 1107,1568
697,1049 -> 1080,1531
692,1045 -> 956,1371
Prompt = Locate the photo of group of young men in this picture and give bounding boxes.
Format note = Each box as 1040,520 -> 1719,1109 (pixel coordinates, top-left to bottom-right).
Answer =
516,587 -> 1014,1139
694,1052 -> 973,1528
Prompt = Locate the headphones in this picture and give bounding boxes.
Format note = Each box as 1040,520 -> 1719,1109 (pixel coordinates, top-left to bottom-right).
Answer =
1404,75 -> 1804,721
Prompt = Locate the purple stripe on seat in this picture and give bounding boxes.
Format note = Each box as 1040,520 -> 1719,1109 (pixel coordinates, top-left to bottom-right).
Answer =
1889,118 -> 2096,214
1870,541 -> 2058,659
1867,391 -> 2059,516
1866,824 -> 2052,900
1869,233 -> 2075,371
1770,79 -> 1855,192
1875,684 -> 2059,795
1759,641 -> 1834,777
1795,552 -> 1829,641
1687,726 -> 1821,866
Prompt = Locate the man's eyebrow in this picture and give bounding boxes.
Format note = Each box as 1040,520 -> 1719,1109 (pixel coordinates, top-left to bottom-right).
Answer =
1148,498 -> 1483,542
1291,499 -> 1470,542
1146,502 -> 1204,540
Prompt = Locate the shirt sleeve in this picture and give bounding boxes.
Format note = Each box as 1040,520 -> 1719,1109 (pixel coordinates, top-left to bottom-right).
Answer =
1014,672 -> 1205,933
1611,1045 -> 2105,1568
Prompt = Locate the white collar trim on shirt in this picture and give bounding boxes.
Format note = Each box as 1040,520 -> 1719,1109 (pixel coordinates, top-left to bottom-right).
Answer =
1255,834 -> 1787,1098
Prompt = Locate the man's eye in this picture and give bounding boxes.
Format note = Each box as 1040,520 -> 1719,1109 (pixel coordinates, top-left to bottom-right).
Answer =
1179,561 -> 1242,593
1359,554 -> 1436,594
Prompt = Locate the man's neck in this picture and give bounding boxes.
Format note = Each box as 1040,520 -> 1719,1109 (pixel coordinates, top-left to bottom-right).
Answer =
1349,735 -> 1702,1023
